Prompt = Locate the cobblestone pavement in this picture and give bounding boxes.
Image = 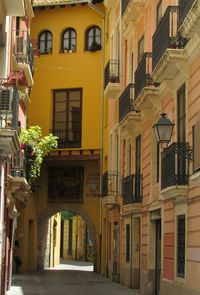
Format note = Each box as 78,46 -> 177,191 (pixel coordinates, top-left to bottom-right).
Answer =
7,260 -> 141,295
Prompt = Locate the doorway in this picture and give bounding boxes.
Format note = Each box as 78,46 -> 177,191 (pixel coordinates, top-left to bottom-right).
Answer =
48,211 -> 95,271
155,219 -> 161,295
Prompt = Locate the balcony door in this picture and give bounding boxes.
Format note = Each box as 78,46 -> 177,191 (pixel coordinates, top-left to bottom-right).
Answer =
135,135 -> 141,200
177,84 -> 187,184
177,84 -> 186,143
53,89 -> 82,148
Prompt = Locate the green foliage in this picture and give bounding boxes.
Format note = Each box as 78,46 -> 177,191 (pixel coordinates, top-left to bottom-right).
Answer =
20,126 -> 58,187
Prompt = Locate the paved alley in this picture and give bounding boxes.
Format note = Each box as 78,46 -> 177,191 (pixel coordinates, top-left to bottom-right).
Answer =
7,260 -> 141,295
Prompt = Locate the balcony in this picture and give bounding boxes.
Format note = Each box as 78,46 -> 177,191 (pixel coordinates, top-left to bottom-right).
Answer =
119,83 -> 134,122
179,0 -> 200,59
161,142 -> 191,201
122,0 -> 146,37
102,171 -> 119,208
7,168 -> 29,218
134,52 -> 160,114
52,129 -> 81,148
119,83 -> 143,133
122,0 -> 130,15
13,31 -> 34,87
3,0 -> 25,16
0,82 -> 20,154
102,171 -> 119,196
104,60 -> 120,99
122,174 -> 142,205
152,6 -> 188,85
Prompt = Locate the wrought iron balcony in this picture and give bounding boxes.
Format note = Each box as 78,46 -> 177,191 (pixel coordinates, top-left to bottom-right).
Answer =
135,52 -> 154,100
13,30 -> 34,75
161,142 -> 191,190
152,6 -> 187,71
121,0 -> 131,16
0,82 -> 19,131
122,174 -> 142,204
102,171 -> 119,196
119,83 -> 134,122
104,59 -> 120,89
52,128 -> 81,148
179,0 -> 196,26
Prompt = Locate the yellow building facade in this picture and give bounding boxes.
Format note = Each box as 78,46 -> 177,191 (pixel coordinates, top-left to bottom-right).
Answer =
15,0 -> 104,273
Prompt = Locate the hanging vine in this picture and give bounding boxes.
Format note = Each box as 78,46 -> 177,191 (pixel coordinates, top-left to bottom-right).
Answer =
20,126 -> 58,188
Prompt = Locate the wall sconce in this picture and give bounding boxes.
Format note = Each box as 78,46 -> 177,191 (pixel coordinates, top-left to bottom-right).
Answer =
153,113 -> 175,145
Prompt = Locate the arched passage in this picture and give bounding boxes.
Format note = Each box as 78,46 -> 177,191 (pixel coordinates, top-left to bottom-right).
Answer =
38,204 -> 97,270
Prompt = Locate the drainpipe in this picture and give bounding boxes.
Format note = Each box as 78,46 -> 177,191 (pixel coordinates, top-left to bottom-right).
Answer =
88,0 -> 105,273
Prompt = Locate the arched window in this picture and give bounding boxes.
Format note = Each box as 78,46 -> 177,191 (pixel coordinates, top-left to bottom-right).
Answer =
86,26 -> 101,51
61,28 -> 76,52
39,30 -> 52,54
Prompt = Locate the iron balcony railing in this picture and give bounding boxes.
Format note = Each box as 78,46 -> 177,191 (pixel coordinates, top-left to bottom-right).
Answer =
13,30 -> 34,74
135,52 -> 153,99
102,171 -> 119,196
10,148 -> 29,179
119,83 -> 134,122
121,0 -> 131,16
122,174 -> 142,204
52,128 -> 81,148
161,142 -> 191,190
152,6 -> 187,71
179,0 -> 196,26
104,59 -> 120,89
0,82 -> 19,131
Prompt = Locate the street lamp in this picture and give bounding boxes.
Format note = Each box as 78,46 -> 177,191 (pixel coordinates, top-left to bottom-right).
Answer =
153,113 -> 175,145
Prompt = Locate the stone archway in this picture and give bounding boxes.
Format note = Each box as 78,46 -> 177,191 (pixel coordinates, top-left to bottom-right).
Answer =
38,204 -> 97,270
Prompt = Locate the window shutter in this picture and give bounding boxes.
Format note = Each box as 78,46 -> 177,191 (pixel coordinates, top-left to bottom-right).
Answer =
194,114 -> 200,172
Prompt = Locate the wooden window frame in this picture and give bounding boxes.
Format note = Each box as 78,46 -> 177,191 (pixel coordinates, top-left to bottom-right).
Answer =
138,35 -> 144,64
39,30 -> 52,54
53,88 -> 82,148
86,26 -> 101,51
156,0 -> 162,26
135,135 -> 141,174
61,28 -> 76,52
177,83 -> 186,143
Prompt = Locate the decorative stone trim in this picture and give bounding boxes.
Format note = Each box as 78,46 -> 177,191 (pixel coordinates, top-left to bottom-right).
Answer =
179,0 -> 200,39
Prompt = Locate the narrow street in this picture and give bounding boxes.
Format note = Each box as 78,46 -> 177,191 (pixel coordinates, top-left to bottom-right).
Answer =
8,261 -> 141,295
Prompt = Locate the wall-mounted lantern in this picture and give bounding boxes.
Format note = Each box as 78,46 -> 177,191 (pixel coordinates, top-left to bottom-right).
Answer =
153,113 -> 175,145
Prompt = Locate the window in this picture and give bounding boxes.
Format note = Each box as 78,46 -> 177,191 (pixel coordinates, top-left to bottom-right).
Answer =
135,135 -> 141,174
86,26 -> 101,51
53,89 -> 82,148
156,142 -> 160,182
39,30 -> 52,54
126,224 -> 130,263
138,35 -> 144,64
177,84 -> 186,143
61,28 -> 76,52
177,215 -> 185,277
156,0 -> 162,26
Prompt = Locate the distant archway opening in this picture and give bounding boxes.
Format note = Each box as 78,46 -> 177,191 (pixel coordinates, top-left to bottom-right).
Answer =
38,204 -> 97,271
